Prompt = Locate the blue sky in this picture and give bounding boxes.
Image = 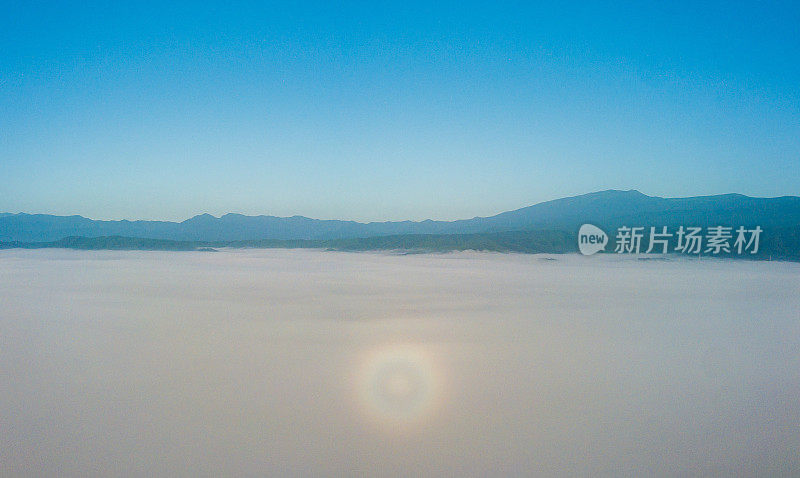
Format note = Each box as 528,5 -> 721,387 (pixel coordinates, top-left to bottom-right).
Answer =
2,1 -> 798,221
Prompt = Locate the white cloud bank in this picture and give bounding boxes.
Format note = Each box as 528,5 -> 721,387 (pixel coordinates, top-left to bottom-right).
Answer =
1,249 -> 798,476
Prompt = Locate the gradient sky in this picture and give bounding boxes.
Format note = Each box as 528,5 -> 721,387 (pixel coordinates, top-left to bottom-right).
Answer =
2,1 -> 798,222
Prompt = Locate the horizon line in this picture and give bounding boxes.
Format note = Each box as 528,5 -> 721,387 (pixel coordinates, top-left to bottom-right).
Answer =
2,189 -> 799,224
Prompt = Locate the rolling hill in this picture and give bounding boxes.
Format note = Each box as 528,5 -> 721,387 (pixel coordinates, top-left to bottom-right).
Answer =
2,190 -> 800,243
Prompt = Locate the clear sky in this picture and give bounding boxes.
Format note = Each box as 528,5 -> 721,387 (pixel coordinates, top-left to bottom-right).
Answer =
2,1 -> 798,222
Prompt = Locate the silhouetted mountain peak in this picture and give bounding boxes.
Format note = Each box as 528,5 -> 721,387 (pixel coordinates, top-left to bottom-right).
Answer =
183,213 -> 217,223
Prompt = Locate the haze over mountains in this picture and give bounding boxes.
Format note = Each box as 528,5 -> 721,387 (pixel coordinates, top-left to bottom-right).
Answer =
3,190 -> 800,243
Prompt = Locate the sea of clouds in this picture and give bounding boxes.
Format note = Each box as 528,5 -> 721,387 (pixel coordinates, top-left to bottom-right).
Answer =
1,249 -> 798,476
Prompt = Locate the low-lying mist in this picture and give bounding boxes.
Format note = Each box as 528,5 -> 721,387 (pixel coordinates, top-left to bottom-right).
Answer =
1,249 -> 798,476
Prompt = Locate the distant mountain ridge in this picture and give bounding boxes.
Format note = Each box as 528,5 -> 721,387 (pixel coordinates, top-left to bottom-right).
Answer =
2,190 -> 800,242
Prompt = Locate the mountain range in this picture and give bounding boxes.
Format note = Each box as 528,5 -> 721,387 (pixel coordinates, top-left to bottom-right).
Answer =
3,189 -> 800,243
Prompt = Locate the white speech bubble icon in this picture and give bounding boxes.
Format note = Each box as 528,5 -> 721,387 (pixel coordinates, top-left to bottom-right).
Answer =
578,224 -> 608,256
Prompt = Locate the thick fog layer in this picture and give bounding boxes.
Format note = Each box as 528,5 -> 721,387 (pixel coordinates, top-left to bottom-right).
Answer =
1,249 -> 798,477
